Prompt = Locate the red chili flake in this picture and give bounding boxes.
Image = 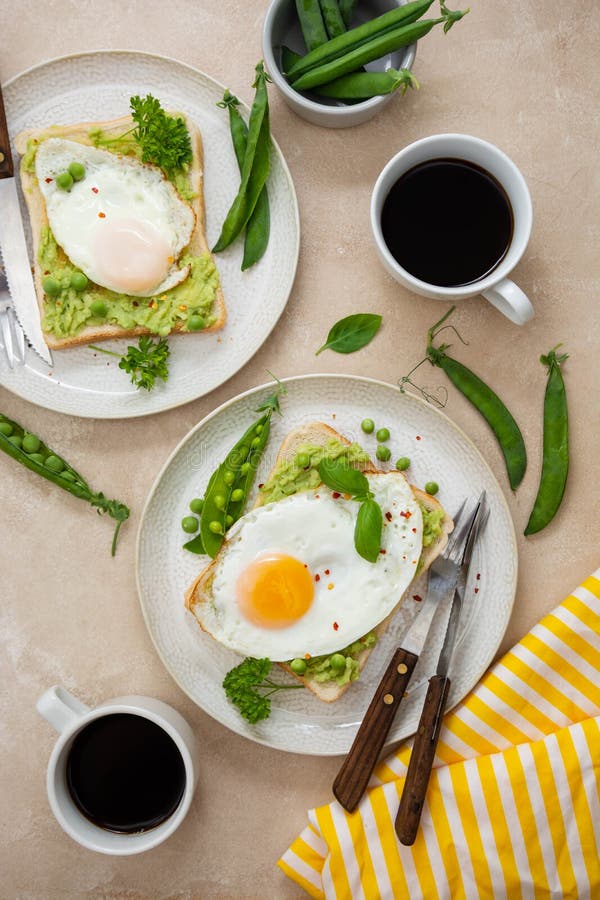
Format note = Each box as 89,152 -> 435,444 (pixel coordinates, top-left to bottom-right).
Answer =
416,435 -> 422,441
332,492 -> 341,499
91,186 -> 99,193
315,574 -> 321,582
400,510 -> 412,519
304,653 -> 311,660
327,583 -> 334,591
303,563 -> 308,568
474,587 -> 479,594
132,301 -> 139,307
258,483 -> 264,489
315,494 -> 320,499
44,177 -> 52,183
385,511 -> 393,522
379,548 -> 387,555
411,527 -> 417,533
413,594 -> 423,602
476,573 -> 481,580
324,569 -> 330,575
333,622 -> 339,631
98,211 -> 106,218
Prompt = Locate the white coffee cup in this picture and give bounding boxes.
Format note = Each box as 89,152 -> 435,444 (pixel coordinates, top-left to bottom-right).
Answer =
37,685 -> 199,855
370,134 -> 534,325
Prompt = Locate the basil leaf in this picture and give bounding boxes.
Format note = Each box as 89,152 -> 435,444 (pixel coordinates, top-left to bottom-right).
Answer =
354,498 -> 383,563
318,458 -> 369,497
315,313 -> 382,355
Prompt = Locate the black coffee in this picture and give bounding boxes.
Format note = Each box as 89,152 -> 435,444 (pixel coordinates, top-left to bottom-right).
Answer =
66,713 -> 186,834
381,158 -> 513,287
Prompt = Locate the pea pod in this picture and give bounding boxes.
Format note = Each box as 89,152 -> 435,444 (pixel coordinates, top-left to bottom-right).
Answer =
291,9 -> 467,92
296,0 -> 328,50
315,67 -> 419,100
213,62 -> 271,254
0,413 -> 129,555
217,91 -> 270,271
319,0 -> 346,39
524,347 -> 569,535
422,308 -> 527,490
338,0 -> 356,27
286,0 -> 434,81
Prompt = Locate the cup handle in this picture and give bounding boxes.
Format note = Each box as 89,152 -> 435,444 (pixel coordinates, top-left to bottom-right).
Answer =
482,278 -> 534,325
37,686 -> 90,734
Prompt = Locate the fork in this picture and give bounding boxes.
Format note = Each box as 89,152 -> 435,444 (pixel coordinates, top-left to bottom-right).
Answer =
0,267 -> 26,368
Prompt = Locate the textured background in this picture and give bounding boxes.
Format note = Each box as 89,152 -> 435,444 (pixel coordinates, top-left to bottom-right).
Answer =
1,1 -> 599,897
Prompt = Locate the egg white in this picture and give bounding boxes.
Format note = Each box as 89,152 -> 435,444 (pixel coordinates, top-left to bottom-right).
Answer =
196,473 -> 423,661
35,138 -> 195,296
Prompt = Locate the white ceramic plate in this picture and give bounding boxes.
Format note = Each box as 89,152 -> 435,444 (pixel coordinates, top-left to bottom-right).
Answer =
0,51 -> 299,418
136,375 -> 518,756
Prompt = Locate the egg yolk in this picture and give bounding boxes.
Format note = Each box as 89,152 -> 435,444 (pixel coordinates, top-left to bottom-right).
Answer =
93,217 -> 172,293
236,554 -> 315,629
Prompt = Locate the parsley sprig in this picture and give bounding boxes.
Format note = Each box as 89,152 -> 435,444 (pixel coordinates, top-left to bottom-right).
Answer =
90,336 -> 170,391
318,459 -> 383,563
223,657 -> 303,724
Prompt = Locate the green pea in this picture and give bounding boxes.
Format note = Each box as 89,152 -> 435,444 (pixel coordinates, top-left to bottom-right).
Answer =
0,422 -> 14,436
70,271 -> 88,292
22,433 -> 41,453
376,427 -> 390,442
68,161 -> 86,181
208,520 -> 223,534
59,471 -> 76,482
425,481 -> 439,495
225,514 -> 233,527
361,418 -> 375,434
290,658 -> 307,675
8,435 -> 22,449
42,276 -> 61,297
56,171 -> 74,191
330,653 -> 347,671
395,456 -> 410,471
295,452 -> 310,468
188,315 -> 206,331
181,515 -> 199,534
90,299 -> 107,317
189,497 -> 204,514
376,445 -> 391,462
214,494 -> 226,510
255,424 -> 264,435
28,452 -> 46,465
231,488 -> 244,502
240,462 -> 251,474
251,437 -> 261,448
223,470 -> 235,486
45,455 -> 64,473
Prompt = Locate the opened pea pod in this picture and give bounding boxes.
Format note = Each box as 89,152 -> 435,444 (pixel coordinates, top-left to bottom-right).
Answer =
0,413 -> 130,555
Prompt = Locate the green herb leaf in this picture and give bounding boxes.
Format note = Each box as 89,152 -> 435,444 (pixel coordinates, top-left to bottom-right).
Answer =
255,372 -> 287,416
118,336 -> 170,391
318,458 -> 370,497
223,657 -> 303,724
129,94 -> 192,175
315,313 -> 382,355
354,497 -> 383,563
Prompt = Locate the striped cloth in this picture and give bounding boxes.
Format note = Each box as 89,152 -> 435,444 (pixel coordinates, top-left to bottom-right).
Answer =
279,571 -> 600,899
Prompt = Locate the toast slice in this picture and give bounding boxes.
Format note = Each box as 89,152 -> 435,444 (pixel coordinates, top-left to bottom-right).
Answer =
186,422 -> 453,704
15,112 -> 225,349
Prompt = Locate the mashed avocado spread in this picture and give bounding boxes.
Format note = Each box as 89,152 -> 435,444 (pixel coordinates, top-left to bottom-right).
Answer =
22,135 -> 219,339
265,438 -> 445,684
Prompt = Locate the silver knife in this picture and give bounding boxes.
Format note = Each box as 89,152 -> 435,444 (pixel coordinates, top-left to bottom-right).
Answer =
0,82 -> 53,366
395,491 -> 488,845
333,497 -> 482,813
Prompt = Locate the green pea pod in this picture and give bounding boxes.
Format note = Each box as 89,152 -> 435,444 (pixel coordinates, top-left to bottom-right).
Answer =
217,91 -> 270,270
281,45 -> 303,74
315,67 -> 419,100
319,0 -> 346,39
524,347 -> 569,535
338,0 -> 356,27
287,0 -> 434,81
296,0 -> 329,50
291,12 -> 466,91
213,63 -> 271,254
0,413 -> 130,555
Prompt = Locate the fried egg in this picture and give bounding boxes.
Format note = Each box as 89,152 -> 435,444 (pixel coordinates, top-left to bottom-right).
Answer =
35,138 -> 195,296
195,473 -> 423,661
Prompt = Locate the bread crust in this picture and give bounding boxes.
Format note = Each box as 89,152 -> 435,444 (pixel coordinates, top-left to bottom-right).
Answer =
15,113 -> 225,349
186,422 -> 453,704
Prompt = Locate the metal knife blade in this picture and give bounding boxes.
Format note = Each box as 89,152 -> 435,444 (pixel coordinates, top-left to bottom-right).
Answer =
0,84 -> 53,366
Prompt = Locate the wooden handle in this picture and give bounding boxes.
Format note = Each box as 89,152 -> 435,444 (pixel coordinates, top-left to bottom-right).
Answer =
332,646 -> 418,812
0,82 -> 14,179
395,674 -> 451,845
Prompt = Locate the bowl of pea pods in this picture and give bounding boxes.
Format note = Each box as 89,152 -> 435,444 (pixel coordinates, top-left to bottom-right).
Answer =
262,0 -> 422,128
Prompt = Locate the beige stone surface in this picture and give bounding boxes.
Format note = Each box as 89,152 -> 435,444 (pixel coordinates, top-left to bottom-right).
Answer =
1,0 -> 599,897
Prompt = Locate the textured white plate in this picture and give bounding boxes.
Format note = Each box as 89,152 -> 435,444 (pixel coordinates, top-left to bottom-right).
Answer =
0,52 -> 299,418
136,375 -> 518,756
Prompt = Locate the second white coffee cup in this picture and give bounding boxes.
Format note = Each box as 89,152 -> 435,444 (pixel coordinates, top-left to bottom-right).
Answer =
370,133 -> 534,325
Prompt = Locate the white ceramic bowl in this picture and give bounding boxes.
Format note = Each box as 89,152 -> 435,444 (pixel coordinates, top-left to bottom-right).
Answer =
262,0 -> 417,128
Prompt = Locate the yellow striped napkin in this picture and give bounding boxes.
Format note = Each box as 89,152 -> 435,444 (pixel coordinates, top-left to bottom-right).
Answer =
279,571 -> 600,899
